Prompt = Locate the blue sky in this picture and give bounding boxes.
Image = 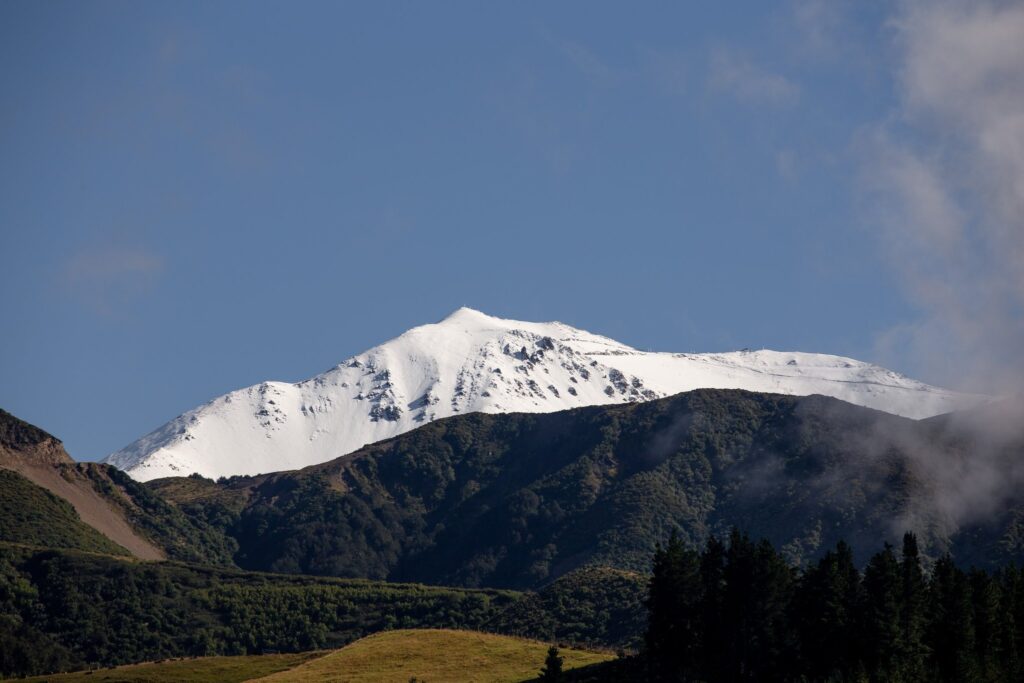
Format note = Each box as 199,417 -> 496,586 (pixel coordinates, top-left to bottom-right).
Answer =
3,1 -> 1022,460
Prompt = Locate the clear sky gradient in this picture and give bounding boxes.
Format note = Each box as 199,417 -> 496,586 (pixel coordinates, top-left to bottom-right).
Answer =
3,1 -> 1018,460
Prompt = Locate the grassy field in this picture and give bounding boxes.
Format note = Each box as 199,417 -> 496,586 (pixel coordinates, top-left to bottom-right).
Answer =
20,651 -> 325,682
19,630 -> 614,682
254,629 -> 615,682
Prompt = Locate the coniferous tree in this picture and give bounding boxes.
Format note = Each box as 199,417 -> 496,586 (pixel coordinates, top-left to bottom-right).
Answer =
928,555 -> 977,683
969,568 -> 1002,682
862,543 -> 902,681
998,565 -> 1024,681
748,538 -> 796,681
795,541 -> 863,680
722,528 -> 757,680
540,645 -> 563,682
899,532 -> 928,681
639,532 -> 1024,683
645,530 -> 701,681
698,535 -> 727,681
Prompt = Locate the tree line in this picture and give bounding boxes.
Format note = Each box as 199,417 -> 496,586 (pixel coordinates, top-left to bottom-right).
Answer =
644,529 -> 1024,682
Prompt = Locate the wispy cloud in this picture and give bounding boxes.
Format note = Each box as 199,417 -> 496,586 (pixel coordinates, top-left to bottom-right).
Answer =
864,0 -> 1024,392
63,246 -> 165,315
791,0 -> 848,56
557,39 -> 623,88
708,48 -> 800,106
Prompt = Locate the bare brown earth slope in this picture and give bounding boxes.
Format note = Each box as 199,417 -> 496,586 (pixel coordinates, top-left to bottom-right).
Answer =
0,408 -> 164,559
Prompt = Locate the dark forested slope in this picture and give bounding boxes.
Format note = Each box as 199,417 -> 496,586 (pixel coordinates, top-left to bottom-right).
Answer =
151,389 -> 1024,588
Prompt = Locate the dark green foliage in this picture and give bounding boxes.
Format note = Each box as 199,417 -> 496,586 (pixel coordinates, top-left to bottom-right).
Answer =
89,465 -> 237,565
153,389 -> 1024,590
639,532 -> 1024,682
793,540 -> 862,679
0,545 -> 645,679
0,469 -> 128,556
900,532 -> 928,680
540,645 -> 564,681
862,543 -> 903,678
489,566 -> 647,650
928,554 -> 978,682
645,531 -> 702,680
0,554 -> 77,676
0,544 -> 519,678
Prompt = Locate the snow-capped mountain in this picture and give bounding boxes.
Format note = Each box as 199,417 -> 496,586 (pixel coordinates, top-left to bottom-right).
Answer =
105,307 -> 984,481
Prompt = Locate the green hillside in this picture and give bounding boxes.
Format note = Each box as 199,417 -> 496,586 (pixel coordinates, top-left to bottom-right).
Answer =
0,469 -> 129,556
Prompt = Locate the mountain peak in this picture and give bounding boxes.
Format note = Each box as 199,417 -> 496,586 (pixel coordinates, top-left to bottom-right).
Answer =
104,312 -> 985,481
435,306 -> 505,328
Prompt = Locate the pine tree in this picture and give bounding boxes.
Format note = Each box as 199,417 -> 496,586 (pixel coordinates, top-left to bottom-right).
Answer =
722,528 -> 757,680
748,538 -> 796,681
899,532 -> 927,681
795,541 -> 863,680
927,554 -> 977,683
998,565 -> 1024,681
698,535 -> 727,681
969,568 -> 1001,682
645,530 -> 701,681
540,645 -> 563,682
862,543 -> 902,680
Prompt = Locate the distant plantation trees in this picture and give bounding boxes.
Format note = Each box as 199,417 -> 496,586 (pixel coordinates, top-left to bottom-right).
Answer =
643,530 -> 1024,682
0,545 -> 643,679
0,545 -> 519,678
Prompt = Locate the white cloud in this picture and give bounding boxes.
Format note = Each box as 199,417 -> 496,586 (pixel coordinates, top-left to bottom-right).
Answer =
708,48 -> 800,106
866,0 -> 1024,391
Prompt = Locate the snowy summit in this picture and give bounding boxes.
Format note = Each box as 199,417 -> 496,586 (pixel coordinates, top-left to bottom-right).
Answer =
105,308 -> 982,481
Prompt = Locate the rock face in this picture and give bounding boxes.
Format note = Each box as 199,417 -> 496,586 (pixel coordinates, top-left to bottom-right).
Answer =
0,408 -> 74,468
1,409 -> 169,559
105,308 -> 984,481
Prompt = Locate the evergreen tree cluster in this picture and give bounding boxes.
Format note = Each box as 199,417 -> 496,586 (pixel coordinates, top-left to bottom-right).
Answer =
644,530 -> 1024,682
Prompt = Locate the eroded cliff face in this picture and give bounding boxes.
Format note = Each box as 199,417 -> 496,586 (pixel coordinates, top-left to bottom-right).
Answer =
0,408 -> 165,560
0,407 -> 74,467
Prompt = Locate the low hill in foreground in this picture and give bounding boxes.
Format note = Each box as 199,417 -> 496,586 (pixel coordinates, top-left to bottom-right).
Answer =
21,651 -> 323,683
23,629 -> 613,683
259,629 -> 613,682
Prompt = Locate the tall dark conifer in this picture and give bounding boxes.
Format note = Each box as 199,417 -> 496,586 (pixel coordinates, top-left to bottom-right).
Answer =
969,568 -> 1001,681
795,541 -> 863,680
862,543 -> 902,680
645,530 -> 700,681
900,532 -> 927,681
722,528 -> 757,681
698,535 -> 727,681
748,538 -> 796,681
927,555 -> 977,683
